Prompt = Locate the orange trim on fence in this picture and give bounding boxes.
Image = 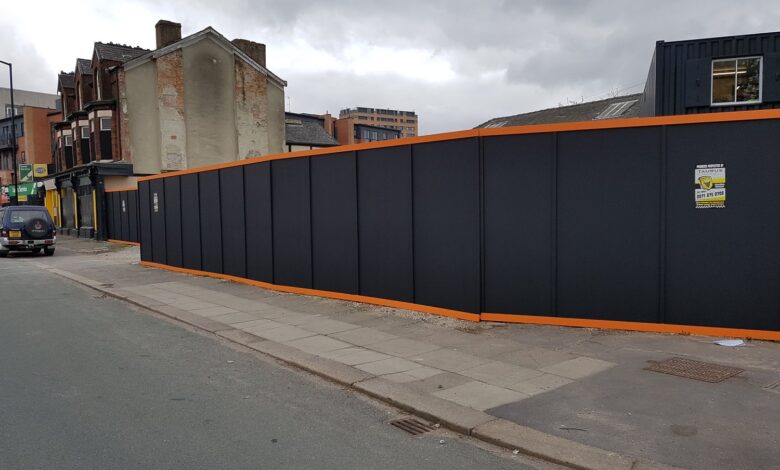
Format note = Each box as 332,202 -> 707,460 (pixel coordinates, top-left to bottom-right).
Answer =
481,313 -> 780,342
138,260 -> 778,340
138,108 -> 780,183
108,239 -> 141,246
105,188 -> 138,193
138,129 -> 482,182
138,261 -> 481,322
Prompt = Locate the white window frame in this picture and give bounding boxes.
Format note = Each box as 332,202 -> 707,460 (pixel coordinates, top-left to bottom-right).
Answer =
710,56 -> 763,106
64,135 -> 73,146
80,126 -> 90,139
99,117 -> 112,131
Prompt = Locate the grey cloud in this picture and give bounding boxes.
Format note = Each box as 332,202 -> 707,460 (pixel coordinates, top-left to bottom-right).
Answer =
5,0 -> 780,133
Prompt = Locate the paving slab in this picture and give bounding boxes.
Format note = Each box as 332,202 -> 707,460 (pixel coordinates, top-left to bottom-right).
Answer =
284,335 -> 354,355
329,327 -> 397,346
298,318 -> 361,335
540,356 -> 615,380
460,361 -> 544,387
209,311 -> 264,325
188,306 -> 240,317
231,319 -> 285,331
248,324 -> 317,342
410,348 -> 491,372
368,337 -> 441,357
506,373 -> 574,396
323,349 -> 393,366
355,357 -> 422,375
433,381 -> 529,410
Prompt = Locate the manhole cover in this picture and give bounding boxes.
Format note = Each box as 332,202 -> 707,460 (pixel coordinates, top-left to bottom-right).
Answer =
390,418 -> 437,436
645,357 -> 743,383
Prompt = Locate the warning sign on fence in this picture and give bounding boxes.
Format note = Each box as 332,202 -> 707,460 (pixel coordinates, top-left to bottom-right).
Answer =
694,164 -> 726,209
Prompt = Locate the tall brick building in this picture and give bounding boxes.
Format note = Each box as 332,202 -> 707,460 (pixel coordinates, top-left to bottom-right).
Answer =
50,19 -> 286,238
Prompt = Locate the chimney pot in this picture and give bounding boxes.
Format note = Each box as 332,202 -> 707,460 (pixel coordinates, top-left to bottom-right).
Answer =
156,20 -> 182,49
232,39 -> 266,68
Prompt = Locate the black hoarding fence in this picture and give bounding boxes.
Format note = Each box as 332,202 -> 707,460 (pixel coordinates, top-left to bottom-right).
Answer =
136,112 -> 780,336
105,189 -> 141,245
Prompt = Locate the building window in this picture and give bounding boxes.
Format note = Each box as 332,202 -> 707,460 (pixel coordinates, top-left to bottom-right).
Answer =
20,151 -> 25,163
99,117 -> 111,131
80,127 -> 90,139
371,131 -> 378,140
64,135 -> 73,146
712,57 -> 762,105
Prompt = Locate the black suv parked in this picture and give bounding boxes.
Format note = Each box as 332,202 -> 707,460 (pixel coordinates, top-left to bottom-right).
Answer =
0,205 -> 56,257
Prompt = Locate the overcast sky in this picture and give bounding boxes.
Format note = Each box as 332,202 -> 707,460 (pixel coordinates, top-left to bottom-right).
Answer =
2,1 -> 779,134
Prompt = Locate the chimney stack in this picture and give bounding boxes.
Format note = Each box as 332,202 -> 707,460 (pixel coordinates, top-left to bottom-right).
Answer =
155,20 -> 182,49
232,39 -> 266,67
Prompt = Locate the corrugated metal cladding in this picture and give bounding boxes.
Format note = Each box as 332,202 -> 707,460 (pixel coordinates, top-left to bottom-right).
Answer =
136,116 -> 780,332
105,190 -> 140,243
647,32 -> 780,116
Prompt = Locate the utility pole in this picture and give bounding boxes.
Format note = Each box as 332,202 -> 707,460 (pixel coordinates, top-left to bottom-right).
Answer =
0,60 -> 17,205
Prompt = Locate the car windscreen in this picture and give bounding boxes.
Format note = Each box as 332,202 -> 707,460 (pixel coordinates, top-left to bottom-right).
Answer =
8,210 -> 51,225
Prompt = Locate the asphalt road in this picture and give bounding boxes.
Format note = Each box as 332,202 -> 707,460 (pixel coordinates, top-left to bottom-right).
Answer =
0,258 -> 533,470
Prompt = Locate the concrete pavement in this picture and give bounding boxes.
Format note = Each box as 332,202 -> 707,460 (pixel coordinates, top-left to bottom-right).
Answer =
18,237 -> 780,469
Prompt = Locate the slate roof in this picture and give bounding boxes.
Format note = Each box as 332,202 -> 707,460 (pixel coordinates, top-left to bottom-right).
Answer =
76,58 -> 92,76
94,42 -> 150,63
285,113 -> 338,147
58,72 -> 75,89
475,93 -> 642,128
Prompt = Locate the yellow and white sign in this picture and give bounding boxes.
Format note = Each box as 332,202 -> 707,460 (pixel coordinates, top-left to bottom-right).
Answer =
33,164 -> 48,178
695,164 -> 726,209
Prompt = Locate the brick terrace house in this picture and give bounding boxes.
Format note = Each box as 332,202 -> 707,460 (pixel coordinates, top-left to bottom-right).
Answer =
50,19 -> 286,239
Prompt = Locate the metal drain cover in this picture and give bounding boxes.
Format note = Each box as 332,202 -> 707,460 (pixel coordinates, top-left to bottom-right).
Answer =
645,357 -> 743,383
390,418 -> 437,436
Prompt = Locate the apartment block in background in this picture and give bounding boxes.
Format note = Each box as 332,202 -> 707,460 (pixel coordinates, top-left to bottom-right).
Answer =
339,107 -> 418,138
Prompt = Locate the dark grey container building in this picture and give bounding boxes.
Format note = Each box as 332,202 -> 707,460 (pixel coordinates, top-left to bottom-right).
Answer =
639,31 -> 780,116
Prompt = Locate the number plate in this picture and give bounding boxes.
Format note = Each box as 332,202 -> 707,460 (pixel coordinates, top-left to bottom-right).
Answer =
9,230 -> 21,238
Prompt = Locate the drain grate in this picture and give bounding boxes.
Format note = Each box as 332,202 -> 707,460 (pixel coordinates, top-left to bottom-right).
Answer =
390,418 -> 437,436
645,357 -> 743,383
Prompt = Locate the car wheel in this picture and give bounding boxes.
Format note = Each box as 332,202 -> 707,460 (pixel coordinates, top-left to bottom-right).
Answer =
0,252 -> 7,258
33,248 -> 42,254
43,247 -> 55,256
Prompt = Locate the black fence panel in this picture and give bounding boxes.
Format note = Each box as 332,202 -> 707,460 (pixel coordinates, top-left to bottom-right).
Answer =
138,183 -> 152,261
311,152 -> 359,294
244,163 -> 273,283
556,127 -> 662,322
149,179 -> 167,265
483,134 -> 555,315
164,177 -> 183,268
272,158 -> 312,288
220,167 -> 247,278
180,174 -> 202,271
357,146 -> 414,302
105,190 -> 140,244
119,192 -> 130,242
665,121 -> 780,330
413,138 -> 481,313
127,190 -> 139,243
133,116 -> 780,332
111,193 -> 121,240
199,170 -> 223,274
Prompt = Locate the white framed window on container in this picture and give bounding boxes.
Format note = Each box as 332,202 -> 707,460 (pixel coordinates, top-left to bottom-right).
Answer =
99,117 -> 112,131
711,56 -> 762,105
80,127 -> 89,139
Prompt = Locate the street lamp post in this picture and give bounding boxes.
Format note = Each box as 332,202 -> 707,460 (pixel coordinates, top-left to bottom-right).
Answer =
0,60 -> 17,205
